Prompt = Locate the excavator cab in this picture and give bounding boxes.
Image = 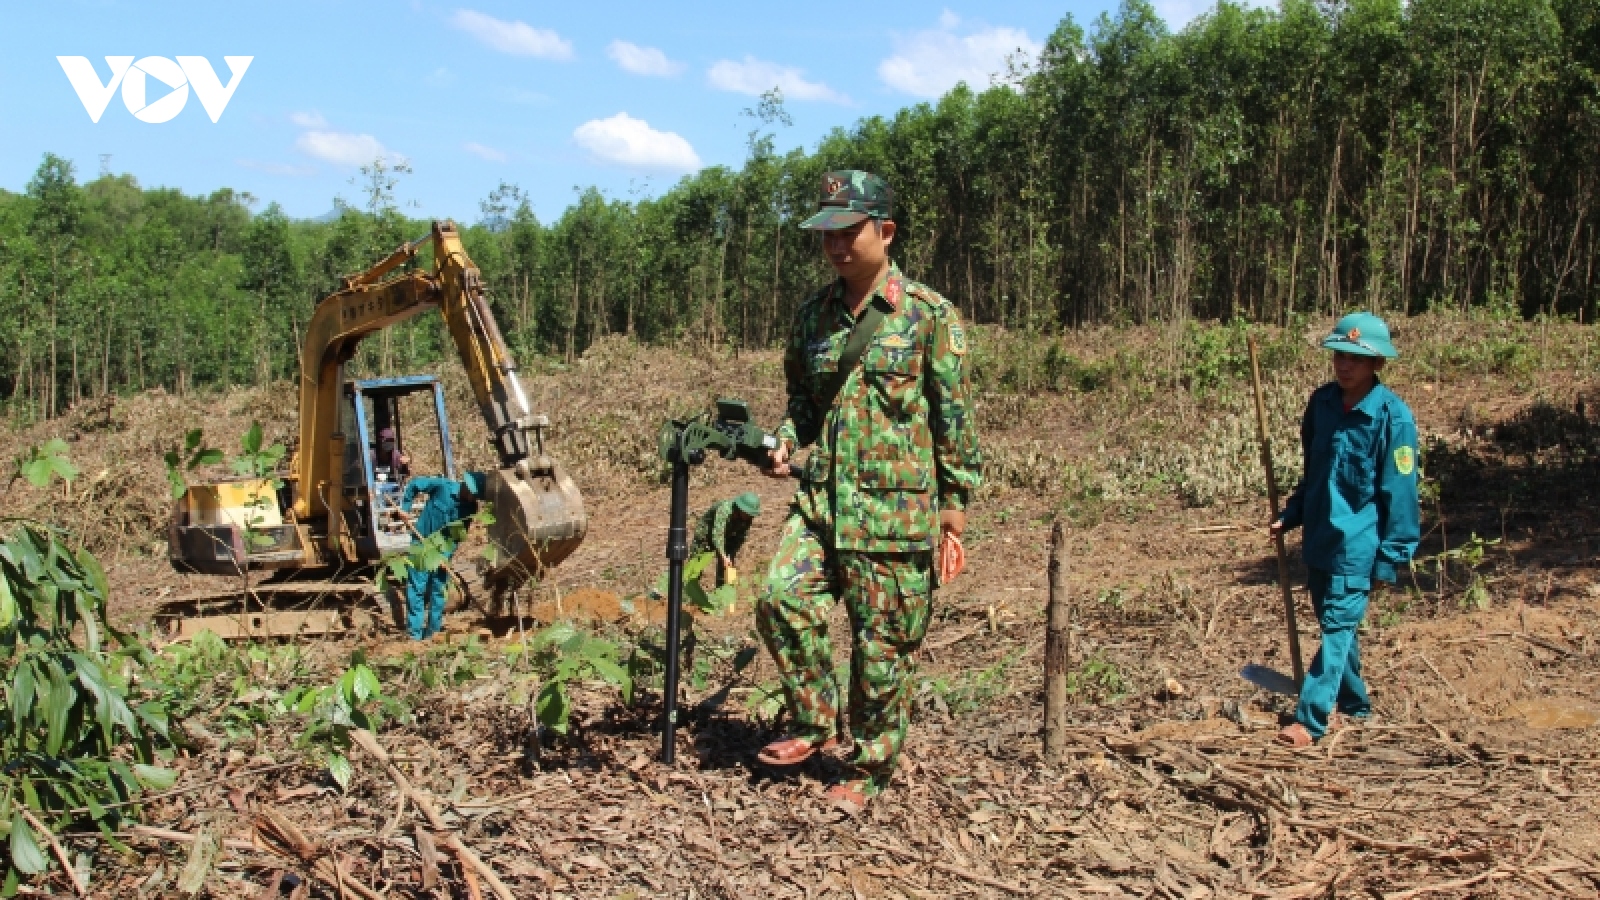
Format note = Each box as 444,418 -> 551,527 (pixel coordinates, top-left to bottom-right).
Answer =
341,375 -> 457,560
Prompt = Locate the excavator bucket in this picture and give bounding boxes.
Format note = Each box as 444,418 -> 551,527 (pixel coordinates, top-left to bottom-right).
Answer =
482,459 -> 587,588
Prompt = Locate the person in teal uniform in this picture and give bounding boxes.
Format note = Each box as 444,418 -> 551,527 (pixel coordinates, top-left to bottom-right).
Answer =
399,471 -> 486,640
1270,312 -> 1421,746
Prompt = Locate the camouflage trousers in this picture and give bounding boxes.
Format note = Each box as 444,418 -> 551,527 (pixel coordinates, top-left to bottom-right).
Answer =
756,513 -> 932,796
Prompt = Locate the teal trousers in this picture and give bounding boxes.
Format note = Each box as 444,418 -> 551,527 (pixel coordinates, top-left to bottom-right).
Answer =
1296,570 -> 1372,740
404,546 -> 454,640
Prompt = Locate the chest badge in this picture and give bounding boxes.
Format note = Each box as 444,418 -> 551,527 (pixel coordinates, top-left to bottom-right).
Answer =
1394,445 -> 1415,476
878,333 -> 912,350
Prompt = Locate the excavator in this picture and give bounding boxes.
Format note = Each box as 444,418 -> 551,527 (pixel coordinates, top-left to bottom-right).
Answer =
164,221 -> 586,637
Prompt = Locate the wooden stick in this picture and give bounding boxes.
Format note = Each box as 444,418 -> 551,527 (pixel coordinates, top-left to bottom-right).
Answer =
63,762 -> 300,816
415,827 -> 440,891
126,824 -> 255,853
1043,521 -> 1071,762
1247,333 -> 1305,686
1382,868 -> 1508,899
929,860 -> 1030,895
310,857 -> 384,900
17,808 -> 85,897
349,729 -> 516,900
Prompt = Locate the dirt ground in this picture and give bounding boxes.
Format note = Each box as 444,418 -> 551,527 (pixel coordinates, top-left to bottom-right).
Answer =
2,317 -> 1598,898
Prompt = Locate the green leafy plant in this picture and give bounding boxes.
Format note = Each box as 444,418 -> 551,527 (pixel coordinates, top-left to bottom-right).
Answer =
375,506 -> 496,593
744,680 -> 786,723
10,440 -> 77,491
1,521 -> 175,893
1418,533 -> 1502,610
284,657 -> 402,790
653,551 -> 737,616
143,636 -> 309,738
162,429 -> 224,500
231,423 -> 287,550
382,635 -> 491,694
1377,587 -> 1419,628
919,648 -> 1026,716
509,623 -> 632,737
1068,655 -> 1129,704
141,630 -> 236,720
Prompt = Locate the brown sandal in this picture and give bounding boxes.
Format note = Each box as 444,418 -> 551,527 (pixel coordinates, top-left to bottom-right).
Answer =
757,735 -> 839,767
1275,723 -> 1314,748
824,781 -> 869,815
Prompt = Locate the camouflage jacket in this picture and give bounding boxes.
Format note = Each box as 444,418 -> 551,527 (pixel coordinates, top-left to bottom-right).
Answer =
691,499 -> 751,559
776,264 -> 982,553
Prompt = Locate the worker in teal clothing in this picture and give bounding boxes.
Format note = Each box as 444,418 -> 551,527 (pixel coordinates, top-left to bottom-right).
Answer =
399,471 -> 486,640
1271,312 -> 1421,746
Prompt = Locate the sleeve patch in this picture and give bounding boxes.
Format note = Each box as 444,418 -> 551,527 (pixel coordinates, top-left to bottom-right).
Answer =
947,320 -> 967,356
1394,445 -> 1415,476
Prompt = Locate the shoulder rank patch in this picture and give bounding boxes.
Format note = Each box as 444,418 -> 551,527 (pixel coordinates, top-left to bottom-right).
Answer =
947,319 -> 968,356
884,277 -> 902,311
1394,445 -> 1415,476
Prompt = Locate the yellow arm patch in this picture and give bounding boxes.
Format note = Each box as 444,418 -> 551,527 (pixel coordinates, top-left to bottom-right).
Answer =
1394,445 -> 1415,476
939,309 -> 968,357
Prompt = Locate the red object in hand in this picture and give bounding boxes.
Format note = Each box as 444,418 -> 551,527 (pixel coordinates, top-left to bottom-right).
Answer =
938,530 -> 966,583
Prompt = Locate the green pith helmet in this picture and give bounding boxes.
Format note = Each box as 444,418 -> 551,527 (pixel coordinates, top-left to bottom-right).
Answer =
462,471 -> 488,497
799,170 -> 893,230
734,492 -> 761,517
1321,312 -> 1398,359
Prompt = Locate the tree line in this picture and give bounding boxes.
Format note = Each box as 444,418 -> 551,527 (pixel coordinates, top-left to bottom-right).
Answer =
2,0 -> 1595,420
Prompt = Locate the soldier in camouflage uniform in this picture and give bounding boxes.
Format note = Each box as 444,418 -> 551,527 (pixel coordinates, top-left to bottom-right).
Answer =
757,170 -> 982,810
690,492 -> 761,586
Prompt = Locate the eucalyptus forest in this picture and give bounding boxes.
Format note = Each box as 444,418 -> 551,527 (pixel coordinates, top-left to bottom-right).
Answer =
2,0 -> 1596,420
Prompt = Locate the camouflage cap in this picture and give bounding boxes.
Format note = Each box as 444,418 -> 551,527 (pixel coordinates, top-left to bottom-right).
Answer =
799,170 -> 893,230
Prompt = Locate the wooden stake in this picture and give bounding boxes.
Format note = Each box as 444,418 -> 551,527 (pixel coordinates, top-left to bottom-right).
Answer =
1247,334 -> 1305,686
349,729 -> 517,900
1043,521 -> 1071,761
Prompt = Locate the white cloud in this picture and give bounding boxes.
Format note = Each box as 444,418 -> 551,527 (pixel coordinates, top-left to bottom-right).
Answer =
607,40 -> 684,77
289,110 -> 326,127
238,159 -> 317,176
296,131 -> 396,167
451,9 -> 574,60
707,56 -> 850,104
1156,0 -> 1249,28
463,141 -> 508,162
878,12 -> 1042,98
573,113 -> 700,171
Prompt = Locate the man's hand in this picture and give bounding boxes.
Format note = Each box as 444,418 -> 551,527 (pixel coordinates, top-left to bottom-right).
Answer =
765,442 -> 792,479
1268,517 -> 1285,540
940,509 -> 966,538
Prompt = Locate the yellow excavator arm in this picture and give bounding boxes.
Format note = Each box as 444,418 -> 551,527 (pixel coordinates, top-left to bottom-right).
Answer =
294,220 -> 586,583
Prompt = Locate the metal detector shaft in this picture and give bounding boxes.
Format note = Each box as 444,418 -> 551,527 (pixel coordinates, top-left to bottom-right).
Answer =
1247,334 -> 1306,686
660,457 -> 691,764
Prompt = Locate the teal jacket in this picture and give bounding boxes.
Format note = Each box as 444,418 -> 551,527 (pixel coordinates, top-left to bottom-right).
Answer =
401,476 -> 477,543
1278,380 -> 1421,583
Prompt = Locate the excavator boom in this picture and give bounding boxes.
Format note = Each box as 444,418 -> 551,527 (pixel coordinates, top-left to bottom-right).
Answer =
293,220 -> 585,584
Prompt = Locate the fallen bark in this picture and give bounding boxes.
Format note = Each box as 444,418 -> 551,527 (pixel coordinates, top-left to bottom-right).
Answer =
350,728 -> 517,900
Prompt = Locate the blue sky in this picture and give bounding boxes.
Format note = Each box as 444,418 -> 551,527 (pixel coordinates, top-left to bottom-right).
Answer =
1,1 -> 1207,223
